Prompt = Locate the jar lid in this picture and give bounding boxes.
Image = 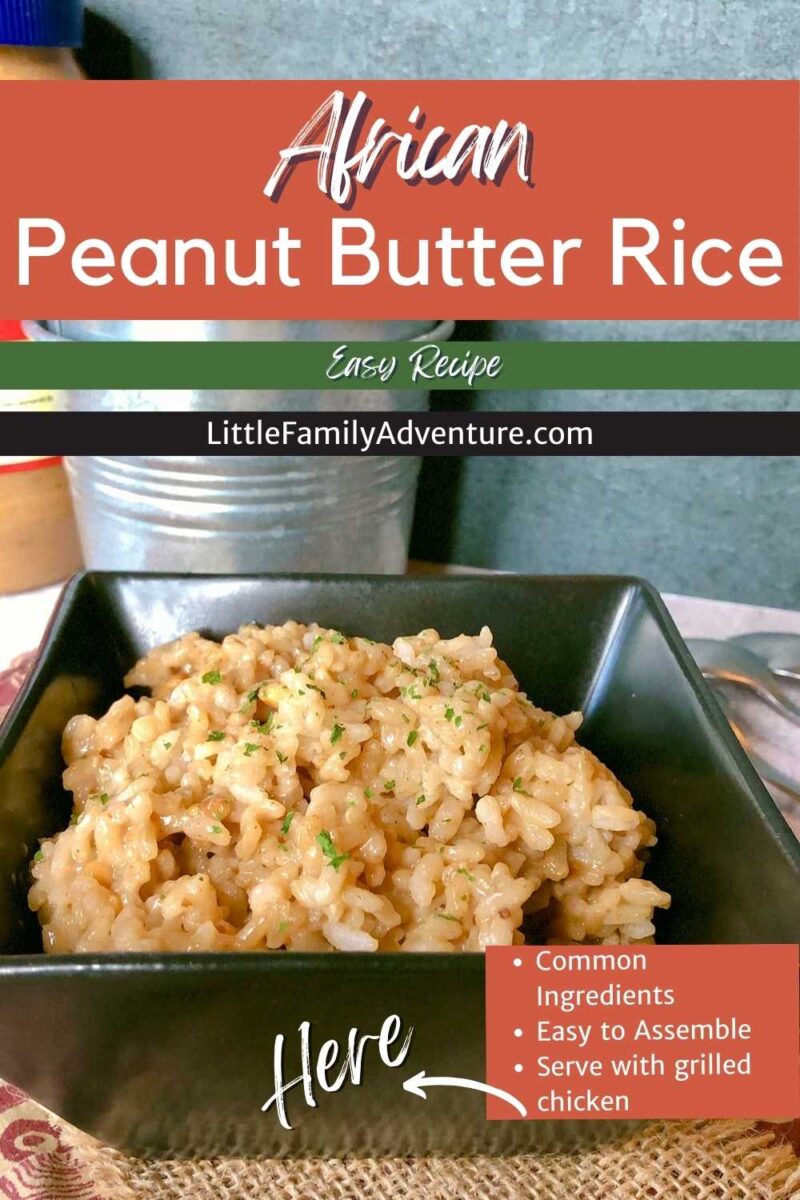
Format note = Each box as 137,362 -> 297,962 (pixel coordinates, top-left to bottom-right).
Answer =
0,0 -> 83,47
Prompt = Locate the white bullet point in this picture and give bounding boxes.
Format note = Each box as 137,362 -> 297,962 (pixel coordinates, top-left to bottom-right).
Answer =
514,1028 -> 523,1038
513,957 -> 522,967
514,1063 -> 523,1073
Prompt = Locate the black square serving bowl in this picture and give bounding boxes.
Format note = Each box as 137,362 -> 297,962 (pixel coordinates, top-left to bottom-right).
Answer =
0,572 -> 797,1158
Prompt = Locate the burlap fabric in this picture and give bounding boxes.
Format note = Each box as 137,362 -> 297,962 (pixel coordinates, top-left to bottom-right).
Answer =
1,1082 -> 797,1200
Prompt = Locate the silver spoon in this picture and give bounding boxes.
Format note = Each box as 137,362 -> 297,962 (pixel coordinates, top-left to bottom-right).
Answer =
708,687 -> 800,804
729,632 -> 800,682
687,638 -> 800,724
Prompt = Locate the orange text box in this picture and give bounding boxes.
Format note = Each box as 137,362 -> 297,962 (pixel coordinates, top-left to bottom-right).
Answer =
0,81 -> 797,319
485,945 -> 799,1120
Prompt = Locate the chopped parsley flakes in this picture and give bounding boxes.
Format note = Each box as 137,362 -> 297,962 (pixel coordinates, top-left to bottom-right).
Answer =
330,723 -> 345,745
276,750 -> 288,765
280,810 -> 294,836
512,777 -> 524,792
33,849 -> 44,863
243,743 -> 259,757
317,829 -> 350,871
202,670 -> 221,685
207,730 -> 225,742
444,707 -> 455,722
240,684 -> 266,712
407,730 -> 418,747
457,867 -> 476,881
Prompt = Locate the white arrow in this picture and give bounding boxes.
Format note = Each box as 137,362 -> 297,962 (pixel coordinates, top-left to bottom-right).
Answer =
402,1070 -> 527,1117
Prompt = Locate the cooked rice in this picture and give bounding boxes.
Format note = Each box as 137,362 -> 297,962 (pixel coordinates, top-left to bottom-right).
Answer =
29,622 -> 670,953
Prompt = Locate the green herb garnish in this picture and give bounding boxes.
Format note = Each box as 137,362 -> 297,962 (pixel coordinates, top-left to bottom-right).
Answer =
210,824 -> 223,834
457,867 -> 476,881
317,829 -> 350,871
407,730 -> 418,747
350,688 -> 358,699
383,779 -> 395,792
445,707 -> 455,722
428,660 -> 440,683
454,715 -> 463,728
33,849 -> 44,863
202,670 -> 221,685
243,742 -> 259,757
364,788 -> 374,799
330,723 -> 344,745
280,810 -> 294,836
240,684 -> 264,712
276,750 -> 288,765
512,777 -> 524,792
310,635 -> 323,653
438,913 -> 459,923
416,794 -> 426,806
278,920 -> 289,934
207,730 -> 225,742
330,631 -> 345,645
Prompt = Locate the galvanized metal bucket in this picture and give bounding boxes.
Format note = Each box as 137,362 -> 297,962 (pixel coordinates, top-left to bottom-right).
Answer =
41,318 -> 454,573
36,319 -> 439,342
21,320 -> 453,413
64,454 -> 422,574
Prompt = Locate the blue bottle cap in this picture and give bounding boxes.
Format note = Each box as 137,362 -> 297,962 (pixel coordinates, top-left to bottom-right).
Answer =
0,1 -> 83,47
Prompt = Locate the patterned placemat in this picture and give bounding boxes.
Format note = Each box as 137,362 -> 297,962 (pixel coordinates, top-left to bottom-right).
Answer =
0,1081 -> 797,1199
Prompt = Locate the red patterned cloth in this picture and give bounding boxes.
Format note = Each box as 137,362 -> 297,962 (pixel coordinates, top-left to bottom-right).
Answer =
0,654 -> 34,725
0,1082 -> 103,1200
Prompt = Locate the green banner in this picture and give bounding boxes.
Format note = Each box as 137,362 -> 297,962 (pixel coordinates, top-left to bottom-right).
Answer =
1,340 -> 799,390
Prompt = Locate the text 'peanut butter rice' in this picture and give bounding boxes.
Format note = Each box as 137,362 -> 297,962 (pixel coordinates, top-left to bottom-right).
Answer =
30,622 -> 670,953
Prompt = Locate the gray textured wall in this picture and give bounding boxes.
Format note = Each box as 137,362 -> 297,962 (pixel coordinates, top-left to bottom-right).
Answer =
87,1 -> 800,82
84,1 -> 800,605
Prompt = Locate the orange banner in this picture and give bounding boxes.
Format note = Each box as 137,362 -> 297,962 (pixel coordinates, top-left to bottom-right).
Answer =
1,80 -> 798,319
485,945 -> 800,1120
